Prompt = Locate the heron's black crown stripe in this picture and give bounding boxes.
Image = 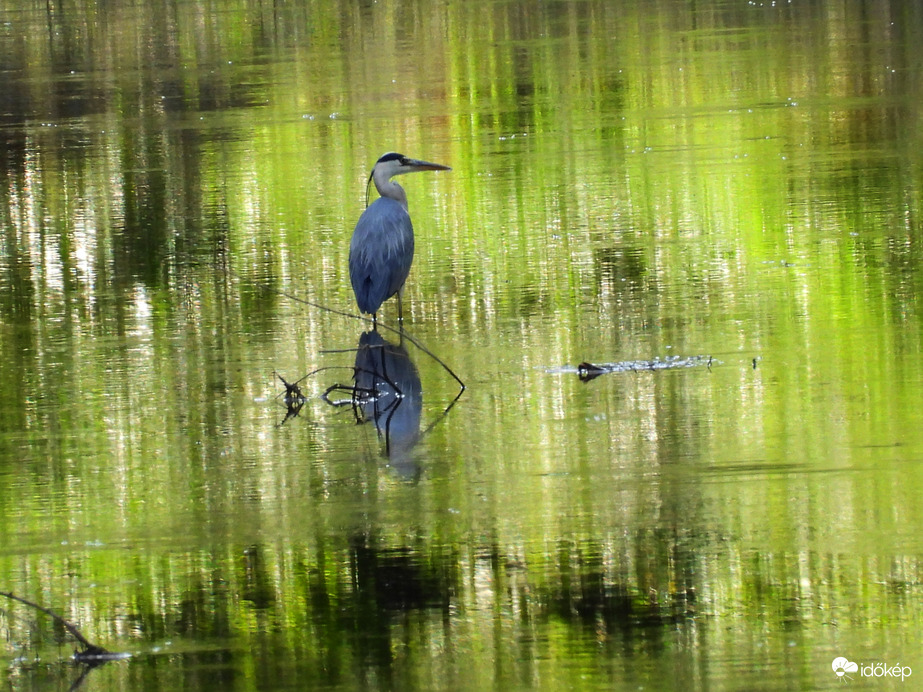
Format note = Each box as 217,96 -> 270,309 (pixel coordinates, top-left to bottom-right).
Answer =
376,152 -> 404,164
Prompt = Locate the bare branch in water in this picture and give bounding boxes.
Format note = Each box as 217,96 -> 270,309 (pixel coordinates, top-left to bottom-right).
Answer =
270,283 -> 466,393
0,590 -> 129,663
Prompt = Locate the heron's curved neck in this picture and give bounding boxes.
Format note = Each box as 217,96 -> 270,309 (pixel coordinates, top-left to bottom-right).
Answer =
373,169 -> 408,210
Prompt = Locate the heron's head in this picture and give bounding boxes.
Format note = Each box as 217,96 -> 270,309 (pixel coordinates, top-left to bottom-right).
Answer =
366,152 -> 451,206
372,152 -> 451,179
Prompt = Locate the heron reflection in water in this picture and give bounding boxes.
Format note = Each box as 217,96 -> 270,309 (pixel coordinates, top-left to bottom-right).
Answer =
349,152 -> 451,325
354,331 -> 422,462
320,331 -> 423,470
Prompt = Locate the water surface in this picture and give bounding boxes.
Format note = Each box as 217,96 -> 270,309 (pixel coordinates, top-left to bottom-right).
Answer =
1,0 -> 922,690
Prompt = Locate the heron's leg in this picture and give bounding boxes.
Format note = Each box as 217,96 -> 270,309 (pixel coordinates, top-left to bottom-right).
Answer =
397,285 -> 405,322
372,313 -> 378,330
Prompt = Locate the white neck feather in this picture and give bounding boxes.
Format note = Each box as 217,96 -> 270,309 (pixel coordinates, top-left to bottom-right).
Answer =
373,165 -> 408,210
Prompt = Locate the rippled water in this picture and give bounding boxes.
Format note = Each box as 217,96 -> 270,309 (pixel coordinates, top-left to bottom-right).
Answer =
2,0 -> 923,689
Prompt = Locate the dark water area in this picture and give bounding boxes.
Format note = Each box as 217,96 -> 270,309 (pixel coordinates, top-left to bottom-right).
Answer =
2,0 -> 923,689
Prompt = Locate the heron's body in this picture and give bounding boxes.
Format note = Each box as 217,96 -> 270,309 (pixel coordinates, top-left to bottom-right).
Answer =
348,152 -> 450,323
349,197 -> 414,316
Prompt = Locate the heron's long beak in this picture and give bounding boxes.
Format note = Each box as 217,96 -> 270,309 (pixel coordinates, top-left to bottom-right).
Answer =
402,158 -> 452,173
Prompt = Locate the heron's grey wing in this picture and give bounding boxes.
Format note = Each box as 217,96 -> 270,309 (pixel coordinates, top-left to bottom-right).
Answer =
349,198 -> 414,315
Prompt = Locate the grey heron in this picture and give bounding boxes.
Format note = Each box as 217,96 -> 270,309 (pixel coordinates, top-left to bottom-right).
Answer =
349,152 -> 451,323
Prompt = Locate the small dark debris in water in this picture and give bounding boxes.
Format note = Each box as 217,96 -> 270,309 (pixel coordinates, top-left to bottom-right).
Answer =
752,357 -> 761,369
275,372 -> 307,424
577,362 -> 607,382
276,371 -> 306,404
74,646 -> 132,664
575,355 -> 715,382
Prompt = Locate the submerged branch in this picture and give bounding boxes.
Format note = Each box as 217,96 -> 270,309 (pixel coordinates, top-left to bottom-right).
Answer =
0,590 -> 98,651
229,269 -> 466,393
273,286 -> 466,393
0,590 -> 128,663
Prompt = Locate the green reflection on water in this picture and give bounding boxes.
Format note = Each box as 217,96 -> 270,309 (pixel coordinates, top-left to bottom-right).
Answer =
1,0 -> 923,689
